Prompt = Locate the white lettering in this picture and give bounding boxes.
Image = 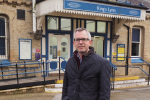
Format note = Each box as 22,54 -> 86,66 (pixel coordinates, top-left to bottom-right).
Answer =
97,6 -> 116,13
109,9 -> 116,13
97,6 -> 107,12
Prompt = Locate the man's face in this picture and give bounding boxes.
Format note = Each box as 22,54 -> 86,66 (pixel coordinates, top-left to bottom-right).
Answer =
73,30 -> 92,54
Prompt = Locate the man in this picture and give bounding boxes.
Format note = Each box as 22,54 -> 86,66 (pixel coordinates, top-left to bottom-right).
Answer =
62,28 -> 111,100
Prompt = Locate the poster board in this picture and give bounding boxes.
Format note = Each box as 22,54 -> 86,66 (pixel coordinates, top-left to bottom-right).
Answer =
19,39 -> 32,60
117,44 -> 125,61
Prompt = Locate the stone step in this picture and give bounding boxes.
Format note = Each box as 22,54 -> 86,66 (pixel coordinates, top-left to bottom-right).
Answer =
45,82 -> 149,93
110,76 -> 139,81
56,76 -> 140,84
114,79 -> 145,84
114,81 -> 149,89
51,79 -> 146,88
45,88 -> 62,93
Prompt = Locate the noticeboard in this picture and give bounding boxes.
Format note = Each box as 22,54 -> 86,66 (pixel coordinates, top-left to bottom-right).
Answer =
117,44 -> 125,61
19,39 -> 32,60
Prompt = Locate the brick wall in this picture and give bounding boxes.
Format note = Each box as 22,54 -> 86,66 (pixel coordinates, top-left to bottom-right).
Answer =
112,18 -> 150,76
0,2 -> 41,62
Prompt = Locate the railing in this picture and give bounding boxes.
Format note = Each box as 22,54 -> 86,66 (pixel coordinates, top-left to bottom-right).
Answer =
0,57 -> 67,90
0,57 -> 119,90
109,61 -> 117,90
113,57 -> 150,85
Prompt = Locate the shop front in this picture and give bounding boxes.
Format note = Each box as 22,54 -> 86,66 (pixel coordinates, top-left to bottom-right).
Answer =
36,0 -> 147,74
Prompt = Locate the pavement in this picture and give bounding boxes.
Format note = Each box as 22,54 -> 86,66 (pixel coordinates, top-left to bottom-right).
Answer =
53,86 -> 150,100
1,86 -> 150,100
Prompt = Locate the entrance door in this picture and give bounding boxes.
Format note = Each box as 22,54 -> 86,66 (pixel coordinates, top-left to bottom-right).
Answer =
91,36 -> 104,57
48,34 -> 70,73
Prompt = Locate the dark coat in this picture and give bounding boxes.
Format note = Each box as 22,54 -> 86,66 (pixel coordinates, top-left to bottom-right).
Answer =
62,47 -> 111,100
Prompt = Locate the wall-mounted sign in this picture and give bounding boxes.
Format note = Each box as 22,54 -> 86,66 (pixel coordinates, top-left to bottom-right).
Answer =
117,44 -> 125,61
64,0 -> 141,17
36,49 -> 40,52
19,39 -> 32,60
32,48 -> 36,53
61,42 -> 67,46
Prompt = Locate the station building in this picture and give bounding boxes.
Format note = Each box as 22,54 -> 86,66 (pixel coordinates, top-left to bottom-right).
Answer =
0,0 -> 150,77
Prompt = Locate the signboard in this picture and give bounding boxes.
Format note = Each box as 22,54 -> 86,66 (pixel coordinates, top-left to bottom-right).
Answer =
19,39 -> 32,60
64,0 -> 141,17
117,44 -> 125,61
36,49 -> 40,52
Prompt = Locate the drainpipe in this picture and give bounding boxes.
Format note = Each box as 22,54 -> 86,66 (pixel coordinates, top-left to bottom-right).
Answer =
123,24 -> 129,76
32,0 -> 36,33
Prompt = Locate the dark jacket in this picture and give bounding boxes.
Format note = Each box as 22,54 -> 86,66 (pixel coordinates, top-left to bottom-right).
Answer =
62,47 -> 111,100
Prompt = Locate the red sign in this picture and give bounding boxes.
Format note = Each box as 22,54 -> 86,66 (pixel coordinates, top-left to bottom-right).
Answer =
36,49 -> 40,52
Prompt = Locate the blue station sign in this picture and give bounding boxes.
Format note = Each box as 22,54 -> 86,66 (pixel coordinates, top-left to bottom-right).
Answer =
64,0 -> 141,18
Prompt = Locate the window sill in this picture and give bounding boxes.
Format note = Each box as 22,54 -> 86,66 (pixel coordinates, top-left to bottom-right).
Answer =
131,59 -> 143,63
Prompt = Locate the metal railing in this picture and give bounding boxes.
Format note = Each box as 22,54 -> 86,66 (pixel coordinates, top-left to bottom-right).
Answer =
109,62 -> 117,90
113,57 -> 150,85
0,57 -> 118,90
0,57 -> 67,90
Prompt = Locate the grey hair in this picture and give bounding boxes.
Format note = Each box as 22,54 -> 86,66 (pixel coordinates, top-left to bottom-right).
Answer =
73,28 -> 91,41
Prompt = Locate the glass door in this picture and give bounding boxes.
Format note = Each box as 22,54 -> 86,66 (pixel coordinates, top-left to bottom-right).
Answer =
91,36 -> 104,57
48,34 -> 70,73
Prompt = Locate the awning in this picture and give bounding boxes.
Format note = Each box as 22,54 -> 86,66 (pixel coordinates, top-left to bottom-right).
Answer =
36,0 -> 147,21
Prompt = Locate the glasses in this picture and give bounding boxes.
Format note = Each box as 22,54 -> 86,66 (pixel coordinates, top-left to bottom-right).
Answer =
74,38 -> 89,43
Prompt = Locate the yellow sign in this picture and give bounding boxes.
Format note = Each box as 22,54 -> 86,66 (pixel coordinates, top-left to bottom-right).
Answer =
117,44 -> 125,61
112,52 -> 116,55
58,50 -> 61,56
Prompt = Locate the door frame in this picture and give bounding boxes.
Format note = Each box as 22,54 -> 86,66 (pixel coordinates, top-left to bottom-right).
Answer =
42,15 -> 112,75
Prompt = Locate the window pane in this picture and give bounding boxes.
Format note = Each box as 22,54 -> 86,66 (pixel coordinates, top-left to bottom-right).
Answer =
61,37 -> 68,59
86,20 -> 95,32
61,18 -> 71,31
0,18 -> 5,36
47,17 -> 59,30
50,37 -> 57,59
132,28 -> 140,42
0,38 -> 5,55
97,21 -> 106,33
96,39 -> 103,57
132,43 -> 139,56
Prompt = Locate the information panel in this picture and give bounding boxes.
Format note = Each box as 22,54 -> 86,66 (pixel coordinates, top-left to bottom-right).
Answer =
117,44 -> 125,61
19,39 -> 32,60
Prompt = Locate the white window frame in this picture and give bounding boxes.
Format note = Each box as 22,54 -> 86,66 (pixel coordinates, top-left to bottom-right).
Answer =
131,27 -> 141,59
0,16 -> 8,59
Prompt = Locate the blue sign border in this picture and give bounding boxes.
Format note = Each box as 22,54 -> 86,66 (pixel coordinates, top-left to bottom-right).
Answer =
64,0 -> 141,18
19,39 -> 32,60
117,44 -> 125,61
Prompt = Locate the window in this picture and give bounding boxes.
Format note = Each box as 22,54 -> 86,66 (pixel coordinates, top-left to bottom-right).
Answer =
47,17 -> 59,30
97,21 -> 106,33
61,18 -> 71,31
131,28 -> 140,57
0,17 -> 7,59
50,37 -> 57,59
86,20 -> 95,32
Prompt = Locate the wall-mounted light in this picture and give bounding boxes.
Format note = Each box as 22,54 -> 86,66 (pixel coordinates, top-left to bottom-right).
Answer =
112,34 -> 119,43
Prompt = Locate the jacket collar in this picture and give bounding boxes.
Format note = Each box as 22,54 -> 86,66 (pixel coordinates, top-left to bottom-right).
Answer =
73,46 -> 94,57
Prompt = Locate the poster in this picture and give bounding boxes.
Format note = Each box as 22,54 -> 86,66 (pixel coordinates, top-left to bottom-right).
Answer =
117,44 -> 125,61
19,39 -> 32,60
